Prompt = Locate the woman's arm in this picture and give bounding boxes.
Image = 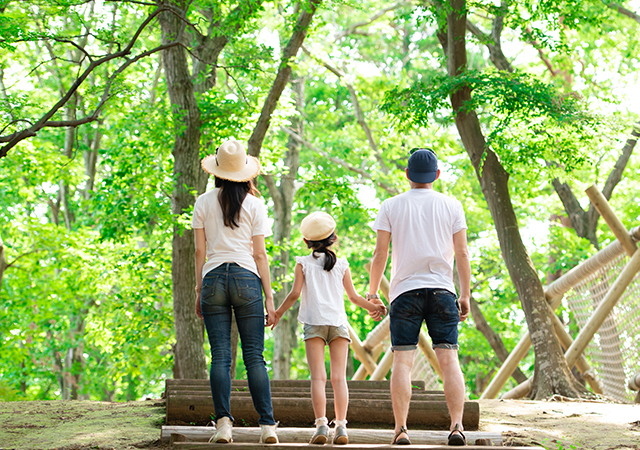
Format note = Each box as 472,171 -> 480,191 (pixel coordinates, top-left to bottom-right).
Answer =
194,228 -> 206,320
273,263 -> 304,329
252,234 -> 276,326
344,268 -> 386,320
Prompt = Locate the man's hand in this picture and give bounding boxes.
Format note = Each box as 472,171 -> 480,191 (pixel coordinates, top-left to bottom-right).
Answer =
458,295 -> 470,322
368,297 -> 386,321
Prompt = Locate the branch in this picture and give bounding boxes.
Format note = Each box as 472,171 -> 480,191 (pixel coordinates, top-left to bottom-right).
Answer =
334,2 -> 409,40
601,121 -> 640,200
466,15 -> 513,72
247,0 -> 322,158
607,2 -> 640,25
0,6 -> 175,157
280,126 -> 400,196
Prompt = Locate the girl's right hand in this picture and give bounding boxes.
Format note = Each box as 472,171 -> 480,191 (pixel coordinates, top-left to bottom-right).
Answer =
270,310 -> 282,330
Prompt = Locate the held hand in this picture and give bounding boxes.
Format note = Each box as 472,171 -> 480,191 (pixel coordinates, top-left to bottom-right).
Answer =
458,295 -> 470,322
195,291 -> 203,320
270,310 -> 282,330
265,305 -> 277,328
368,297 -> 386,321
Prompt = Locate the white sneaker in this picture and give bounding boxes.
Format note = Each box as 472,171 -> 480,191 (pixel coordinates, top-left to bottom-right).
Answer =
210,417 -> 232,443
260,424 -> 279,444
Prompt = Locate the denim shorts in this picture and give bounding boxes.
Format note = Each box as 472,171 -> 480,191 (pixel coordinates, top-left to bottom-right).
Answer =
389,288 -> 460,351
303,324 -> 351,344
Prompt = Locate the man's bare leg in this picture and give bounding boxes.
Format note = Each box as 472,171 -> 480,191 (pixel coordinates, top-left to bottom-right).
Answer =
390,350 -> 415,441
435,347 -> 465,435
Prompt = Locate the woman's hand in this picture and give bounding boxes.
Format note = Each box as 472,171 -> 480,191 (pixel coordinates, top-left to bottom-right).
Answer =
195,289 -> 203,320
264,297 -> 276,328
270,309 -> 282,330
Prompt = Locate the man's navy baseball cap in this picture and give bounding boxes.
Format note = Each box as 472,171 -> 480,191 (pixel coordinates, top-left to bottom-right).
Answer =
407,148 -> 438,183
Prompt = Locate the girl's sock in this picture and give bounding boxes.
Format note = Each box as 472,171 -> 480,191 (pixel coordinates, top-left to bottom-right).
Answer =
334,419 -> 347,428
315,417 -> 328,427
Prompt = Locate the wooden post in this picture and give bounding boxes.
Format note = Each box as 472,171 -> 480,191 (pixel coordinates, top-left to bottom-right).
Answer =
418,330 -> 443,379
546,304 -> 602,394
353,342 -> 385,380
348,322 -> 380,376
481,225 -> 640,399
585,185 -> 637,257
370,345 -> 394,380
564,248 -> 640,368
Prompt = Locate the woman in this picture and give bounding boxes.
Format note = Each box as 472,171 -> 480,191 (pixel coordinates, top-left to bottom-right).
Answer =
192,139 -> 277,444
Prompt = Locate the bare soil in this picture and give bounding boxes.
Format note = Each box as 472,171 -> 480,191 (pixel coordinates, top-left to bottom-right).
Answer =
0,397 -> 639,450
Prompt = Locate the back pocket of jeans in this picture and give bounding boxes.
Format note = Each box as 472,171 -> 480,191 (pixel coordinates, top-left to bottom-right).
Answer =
234,275 -> 261,301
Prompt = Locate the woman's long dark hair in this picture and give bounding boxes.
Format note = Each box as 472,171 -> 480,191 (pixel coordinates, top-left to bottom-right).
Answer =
215,177 -> 260,229
306,233 -> 338,271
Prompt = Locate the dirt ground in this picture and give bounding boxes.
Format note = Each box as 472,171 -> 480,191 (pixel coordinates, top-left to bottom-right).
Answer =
0,397 -> 639,450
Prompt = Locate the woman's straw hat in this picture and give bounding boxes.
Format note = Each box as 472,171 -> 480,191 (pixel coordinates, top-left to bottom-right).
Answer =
300,212 -> 336,241
201,140 -> 261,182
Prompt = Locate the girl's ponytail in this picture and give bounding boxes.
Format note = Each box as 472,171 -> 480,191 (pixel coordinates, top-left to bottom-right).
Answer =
306,233 -> 338,271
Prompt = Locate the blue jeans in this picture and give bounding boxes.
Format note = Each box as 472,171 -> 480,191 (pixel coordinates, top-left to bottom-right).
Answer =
389,288 -> 460,351
201,263 -> 275,425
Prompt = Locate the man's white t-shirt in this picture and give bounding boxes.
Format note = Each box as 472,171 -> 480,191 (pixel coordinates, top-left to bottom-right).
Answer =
295,254 -> 349,327
372,188 -> 467,302
192,188 -> 272,278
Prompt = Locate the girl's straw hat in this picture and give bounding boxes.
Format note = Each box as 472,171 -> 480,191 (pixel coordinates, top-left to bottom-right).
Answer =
201,140 -> 261,182
300,212 -> 336,241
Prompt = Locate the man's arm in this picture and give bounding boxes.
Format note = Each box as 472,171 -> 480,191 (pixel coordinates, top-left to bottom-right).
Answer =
368,230 -> 391,318
453,228 -> 471,321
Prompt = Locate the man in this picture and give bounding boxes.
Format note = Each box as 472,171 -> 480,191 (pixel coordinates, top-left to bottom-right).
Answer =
367,148 -> 471,446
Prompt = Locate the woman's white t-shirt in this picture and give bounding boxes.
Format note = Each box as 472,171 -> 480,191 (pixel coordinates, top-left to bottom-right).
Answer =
296,253 -> 349,327
192,188 -> 272,278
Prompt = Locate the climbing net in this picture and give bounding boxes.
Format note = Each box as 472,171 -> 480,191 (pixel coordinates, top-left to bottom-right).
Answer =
411,347 -> 441,391
563,253 -> 640,403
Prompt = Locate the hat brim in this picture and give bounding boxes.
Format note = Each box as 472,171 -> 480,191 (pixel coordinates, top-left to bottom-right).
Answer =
201,154 -> 261,182
407,169 -> 437,184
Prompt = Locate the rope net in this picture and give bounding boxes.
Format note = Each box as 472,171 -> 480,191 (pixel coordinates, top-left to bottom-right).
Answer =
563,253 -> 640,403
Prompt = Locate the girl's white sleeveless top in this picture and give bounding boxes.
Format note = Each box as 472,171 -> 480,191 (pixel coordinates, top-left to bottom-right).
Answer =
296,253 -> 349,327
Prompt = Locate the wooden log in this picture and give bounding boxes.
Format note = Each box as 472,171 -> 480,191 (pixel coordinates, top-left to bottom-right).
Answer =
166,396 -> 480,430
348,322 -> 380,375
564,248 -> 640,368
173,444 -> 543,450
161,426 -> 502,445
546,303 -> 602,394
418,330 -> 443,379
168,391 -> 445,400
370,345 -> 393,380
503,248 -> 640,399
481,225 -> 640,399
585,185 -> 637,257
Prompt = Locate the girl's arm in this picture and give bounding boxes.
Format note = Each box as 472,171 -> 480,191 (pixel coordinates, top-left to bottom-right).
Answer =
273,263 -> 304,329
343,268 -> 386,319
252,234 -> 276,326
194,228 -> 206,319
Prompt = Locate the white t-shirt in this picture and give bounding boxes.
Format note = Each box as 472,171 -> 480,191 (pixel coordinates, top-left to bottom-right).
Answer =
192,188 -> 272,278
296,253 -> 349,327
372,188 -> 467,302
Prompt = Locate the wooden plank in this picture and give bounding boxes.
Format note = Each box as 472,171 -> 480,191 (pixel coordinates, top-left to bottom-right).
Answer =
173,443 -> 542,450
166,397 -> 480,430
165,379 -> 426,390
167,392 -> 446,401
161,426 -> 502,445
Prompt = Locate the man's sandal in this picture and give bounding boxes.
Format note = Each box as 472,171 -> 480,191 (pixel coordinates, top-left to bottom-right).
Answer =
447,423 -> 467,446
391,426 -> 411,445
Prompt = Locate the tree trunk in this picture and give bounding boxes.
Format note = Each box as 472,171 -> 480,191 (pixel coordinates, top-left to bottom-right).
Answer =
442,0 -> 585,399
160,2 -> 208,380
469,297 -> 528,385
269,76 -> 304,379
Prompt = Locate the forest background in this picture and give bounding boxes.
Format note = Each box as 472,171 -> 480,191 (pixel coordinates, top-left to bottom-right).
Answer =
0,0 -> 639,404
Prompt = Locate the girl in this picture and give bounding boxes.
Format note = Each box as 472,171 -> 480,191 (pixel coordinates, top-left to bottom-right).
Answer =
272,211 -> 386,445
193,139 -> 278,444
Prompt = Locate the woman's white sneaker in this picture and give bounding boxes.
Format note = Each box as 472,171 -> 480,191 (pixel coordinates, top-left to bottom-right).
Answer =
260,424 -> 279,443
210,417 -> 233,443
